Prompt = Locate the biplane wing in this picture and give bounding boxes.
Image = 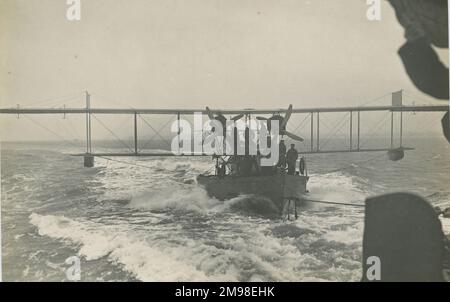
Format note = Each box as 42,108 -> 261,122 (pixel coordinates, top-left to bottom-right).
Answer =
0,105 -> 447,115
0,91 -> 448,164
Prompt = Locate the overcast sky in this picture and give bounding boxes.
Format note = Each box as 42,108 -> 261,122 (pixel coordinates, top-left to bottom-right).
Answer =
0,0 -> 448,141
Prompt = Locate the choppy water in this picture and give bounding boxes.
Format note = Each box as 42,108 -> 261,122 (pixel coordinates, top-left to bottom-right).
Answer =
1,137 -> 450,281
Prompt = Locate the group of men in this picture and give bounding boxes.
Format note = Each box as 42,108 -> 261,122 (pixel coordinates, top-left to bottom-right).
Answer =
278,140 -> 299,175
216,140 -> 300,177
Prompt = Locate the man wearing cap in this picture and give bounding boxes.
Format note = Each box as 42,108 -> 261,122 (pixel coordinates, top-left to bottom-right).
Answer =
286,144 -> 298,175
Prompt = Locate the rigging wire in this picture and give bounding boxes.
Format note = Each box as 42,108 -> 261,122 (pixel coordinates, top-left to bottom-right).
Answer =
23,115 -> 80,149
317,115 -> 333,133
65,116 -> 83,141
56,117 -> 81,142
138,114 -> 175,151
89,92 -> 136,110
50,97 -> 85,108
11,91 -> 434,212
26,92 -> 84,107
92,114 -> 134,152
402,90 -> 441,106
358,113 -> 391,149
320,112 -> 351,149
358,92 -> 392,107
289,114 -> 310,133
104,114 -> 135,139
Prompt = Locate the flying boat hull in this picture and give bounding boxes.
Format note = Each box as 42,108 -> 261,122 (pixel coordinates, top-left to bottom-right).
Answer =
196,174 -> 308,213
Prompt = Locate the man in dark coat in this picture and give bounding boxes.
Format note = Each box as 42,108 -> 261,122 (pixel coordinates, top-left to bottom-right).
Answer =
286,144 -> 298,175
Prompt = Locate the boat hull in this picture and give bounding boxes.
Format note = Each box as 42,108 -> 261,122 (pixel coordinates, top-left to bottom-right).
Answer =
197,174 -> 308,211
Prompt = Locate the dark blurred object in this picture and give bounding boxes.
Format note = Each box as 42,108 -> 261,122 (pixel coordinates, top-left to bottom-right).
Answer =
389,0 -> 449,100
389,0 -> 448,47
442,111 -> 449,142
398,38 -> 449,99
362,193 -> 446,282
389,0 -> 449,143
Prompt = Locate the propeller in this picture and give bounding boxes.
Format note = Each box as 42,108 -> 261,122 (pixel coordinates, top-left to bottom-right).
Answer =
281,104 -> 292,129
284,131 -> 304,142
204,107 -> 227,147
205,106 -> 215,120
205,107 -> 227,128
205,106 -> 304,145
256,105 -> 292,127
256,104 -> 304,141
230,113 -> 244,121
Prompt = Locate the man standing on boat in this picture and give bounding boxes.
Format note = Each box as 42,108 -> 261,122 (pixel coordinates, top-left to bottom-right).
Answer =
286,144 -> 298,175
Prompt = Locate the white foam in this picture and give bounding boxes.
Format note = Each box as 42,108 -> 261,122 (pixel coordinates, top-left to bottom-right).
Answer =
307,171 -> 368,207
441,217 -> 450,235
129,186 -> 251,214
29,213 -> 213,281
29,212 -> 363,281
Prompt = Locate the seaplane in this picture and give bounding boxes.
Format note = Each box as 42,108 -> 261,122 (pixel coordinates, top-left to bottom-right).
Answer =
194,104 -> 309,217
1,90 -> 448,218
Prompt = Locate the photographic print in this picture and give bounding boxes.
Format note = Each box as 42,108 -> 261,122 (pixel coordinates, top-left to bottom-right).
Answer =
0,0 -> 449,286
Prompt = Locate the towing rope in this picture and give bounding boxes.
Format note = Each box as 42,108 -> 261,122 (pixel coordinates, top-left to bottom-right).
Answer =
302,198 -> 365,208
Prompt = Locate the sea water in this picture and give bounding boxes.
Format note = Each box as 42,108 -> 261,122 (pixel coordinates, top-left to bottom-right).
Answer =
1,137 -> 449,281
